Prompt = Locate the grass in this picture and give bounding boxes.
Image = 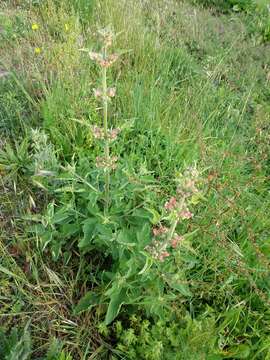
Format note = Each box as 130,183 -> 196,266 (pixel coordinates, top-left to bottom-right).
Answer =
0,0 -> 270,359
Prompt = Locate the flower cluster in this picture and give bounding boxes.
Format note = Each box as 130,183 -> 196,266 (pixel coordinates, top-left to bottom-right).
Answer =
165,196 -> 193,220
177,166 -> 200,198
165,166 -> 200,221
145,226 -> 184,262
93,87 -> 116,100
97,27 -> 114,47
89,52 -> 119,68
145,166 -> 202,262
96,155 -> 118,170
92,126 -> 120,142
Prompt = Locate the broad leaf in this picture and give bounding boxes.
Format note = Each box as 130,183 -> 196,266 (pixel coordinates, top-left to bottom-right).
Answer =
79,218 -> 97,249
74,291 -> 100,315
169,282 -> 192,297
225,344 -> 251,359
136,223 -> 151,248
105,288 -> 126,325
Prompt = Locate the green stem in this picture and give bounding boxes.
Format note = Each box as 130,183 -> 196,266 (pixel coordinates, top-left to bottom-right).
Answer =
167,218 -> 178,243
102,47 -> 110,212
167,197 -> 185,244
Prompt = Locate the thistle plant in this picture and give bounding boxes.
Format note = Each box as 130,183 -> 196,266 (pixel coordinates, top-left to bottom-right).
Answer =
87,27 -> 120,212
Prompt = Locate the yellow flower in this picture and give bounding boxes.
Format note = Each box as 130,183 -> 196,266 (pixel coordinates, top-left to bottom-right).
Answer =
34,47 -> 41,54
64,23 -> 69,31
31,23 -> 39,30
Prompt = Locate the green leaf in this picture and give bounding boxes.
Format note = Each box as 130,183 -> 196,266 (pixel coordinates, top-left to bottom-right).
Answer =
117,228 -> 136,246
105,288 -> 126,325
79,218 -> 97,249
74,291 -> 101,315
145,207 -> 162,224
225,344 -> 251,359
61,223 -> 80,238
51,241 -> 62,261
128,208 -> 152,226
52,207 -> 71,224
169,282 -> 192,297
136,223 -> 151,248
138,255 -> 153,275
87,193 -> 100,215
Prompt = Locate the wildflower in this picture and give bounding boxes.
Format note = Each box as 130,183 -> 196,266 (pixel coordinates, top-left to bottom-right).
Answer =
179,209 -> 193,220
107,87 -> 116,98
99,54 -> 119,68
165,197 -> 177,211
171,234 -> 183,248
104,34 -> 113,47
93,87 -> 116,100
108,128 -> 121,141
177,166 -> 200,197
158,251 -> 170,262
64,23 -> 69,32
89,51 -> 103,62
93,88 -> 103,99
98,27 -> 114,47
89,52 -> 118,68
96,155 -> 118,170
92,126 -> 104,140
31,23 -> 39,30
152,226 -> 169,237
34,47 -> 41,55
110,156 -> 118,170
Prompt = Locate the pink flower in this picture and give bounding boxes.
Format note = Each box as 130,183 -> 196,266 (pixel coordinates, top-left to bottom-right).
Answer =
171,234 -> 184,248
158,251 -> 170,262
179,209 -> 193,220
89,51 -> 103,62
152,226 -> 169,237
165,197 -> 177,211
99,54 -> 119,68
108,128 -> 120,141
95,155 -> 117,170
92,126 -> 104,139
93,88 -> 103,98
107,87 -> 116,97
89,52 -> 118,68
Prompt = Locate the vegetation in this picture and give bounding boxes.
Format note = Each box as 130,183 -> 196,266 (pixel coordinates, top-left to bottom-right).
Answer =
0,0 -> 270,358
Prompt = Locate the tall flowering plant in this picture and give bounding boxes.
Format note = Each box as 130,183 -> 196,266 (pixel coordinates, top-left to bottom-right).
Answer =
34,27 -> 206,326
87,28 -> 120,212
